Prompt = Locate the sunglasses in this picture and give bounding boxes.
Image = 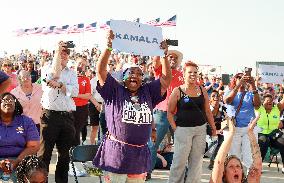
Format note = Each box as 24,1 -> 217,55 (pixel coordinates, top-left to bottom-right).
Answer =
3,64 -> 12,67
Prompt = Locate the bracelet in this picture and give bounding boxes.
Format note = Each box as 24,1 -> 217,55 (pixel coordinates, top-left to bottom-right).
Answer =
107,47 -> 113,51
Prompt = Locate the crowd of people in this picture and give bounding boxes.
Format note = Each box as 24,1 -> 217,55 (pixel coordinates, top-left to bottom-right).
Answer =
0,29 -> 283,183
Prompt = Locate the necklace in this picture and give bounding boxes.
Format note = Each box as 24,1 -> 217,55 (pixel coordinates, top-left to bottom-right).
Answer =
185,85 -> 201,97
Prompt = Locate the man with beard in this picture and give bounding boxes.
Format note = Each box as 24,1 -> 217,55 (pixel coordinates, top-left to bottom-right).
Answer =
148,50 -> 184,180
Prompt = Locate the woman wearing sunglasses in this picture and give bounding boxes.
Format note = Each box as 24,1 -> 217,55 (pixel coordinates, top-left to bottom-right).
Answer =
93,30 -> 172,183
223,72 -> 261,171
1,59 -> 17,92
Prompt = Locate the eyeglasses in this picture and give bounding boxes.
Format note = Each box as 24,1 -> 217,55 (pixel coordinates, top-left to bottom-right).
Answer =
211,94 -> 219,98
2,64 -> 12,67
1,98 -> 16,104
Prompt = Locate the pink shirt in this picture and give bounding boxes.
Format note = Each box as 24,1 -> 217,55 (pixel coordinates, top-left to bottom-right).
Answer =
11,84 -> 43,124
6,73 -> 17,92
154,66 -> 184,111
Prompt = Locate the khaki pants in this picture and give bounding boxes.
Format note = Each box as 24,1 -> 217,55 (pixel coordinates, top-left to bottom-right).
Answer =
168,124 -> 206,183
104,172 -> 146,183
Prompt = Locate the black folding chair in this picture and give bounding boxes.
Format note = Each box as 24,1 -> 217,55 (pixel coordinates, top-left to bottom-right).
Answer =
69,145 -> 102,183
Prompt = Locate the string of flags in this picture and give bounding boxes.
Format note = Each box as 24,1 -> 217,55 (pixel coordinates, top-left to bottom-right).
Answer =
14,15 -> 176,37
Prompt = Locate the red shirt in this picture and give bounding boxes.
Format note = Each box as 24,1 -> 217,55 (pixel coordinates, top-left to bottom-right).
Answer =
154,65 -> 184,111
73,76 -> 91,106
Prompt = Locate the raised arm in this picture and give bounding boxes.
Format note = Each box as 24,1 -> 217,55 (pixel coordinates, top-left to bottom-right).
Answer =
0,77 -> 11,94
210,118 -> 235,183
96,30 -> 114,87
159,41 -> 172,96
247,113 -> 262,183
202,86 -> 217,136
167,87 -> 179,131
224,76 -> 245,104
277,92 -> 284,111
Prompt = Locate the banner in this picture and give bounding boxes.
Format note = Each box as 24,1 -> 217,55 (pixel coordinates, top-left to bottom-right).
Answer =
257,63 -> 284,84
110,20 -> 164,56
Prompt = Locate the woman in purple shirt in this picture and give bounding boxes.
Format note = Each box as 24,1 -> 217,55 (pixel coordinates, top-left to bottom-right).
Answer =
93,30 -> 172,182
0,92 -> 40,182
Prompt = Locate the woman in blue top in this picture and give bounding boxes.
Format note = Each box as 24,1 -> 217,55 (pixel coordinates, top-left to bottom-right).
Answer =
0,92 -> 40,182
223,72 -> 261,170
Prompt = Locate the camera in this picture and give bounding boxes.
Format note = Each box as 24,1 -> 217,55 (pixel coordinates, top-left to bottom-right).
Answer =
166,39 -> 178,46
65,41 -> 75,48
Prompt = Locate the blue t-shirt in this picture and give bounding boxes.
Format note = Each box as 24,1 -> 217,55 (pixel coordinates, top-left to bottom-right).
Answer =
0,71 -> 9,84
205,82 -> 219,96
224,90 -> 255,127
93,73 -> 166,174
0,115 -> 40,158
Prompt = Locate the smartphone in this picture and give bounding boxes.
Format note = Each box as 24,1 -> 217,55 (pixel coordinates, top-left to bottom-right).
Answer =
221,74 -> 230,85
166,39 -> 178,46
244,67 -> 252,76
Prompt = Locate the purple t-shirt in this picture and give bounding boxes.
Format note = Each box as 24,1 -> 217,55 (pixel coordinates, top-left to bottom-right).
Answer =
0,71 -> 9,84
0,115 -> 40,158
93,73 -> 166,174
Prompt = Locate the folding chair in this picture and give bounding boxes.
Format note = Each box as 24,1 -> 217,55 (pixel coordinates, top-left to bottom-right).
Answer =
267,147 -> 280,172
69,145 -> 102,183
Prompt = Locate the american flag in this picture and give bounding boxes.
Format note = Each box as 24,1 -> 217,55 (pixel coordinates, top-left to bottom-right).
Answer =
161,15 -> 177,26
41,26 -> 55,35
29,27 -> 44,35
133,18 -> 140,23
146,18 -> 161,26
68,23 -> 84,34
14,29 -> 25,36
85,22 -> 97,32
100,21 -> 110,30
52,26 -> 65,34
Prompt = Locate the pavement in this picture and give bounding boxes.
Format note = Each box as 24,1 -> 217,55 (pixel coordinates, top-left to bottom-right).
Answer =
47,127 -> 284,183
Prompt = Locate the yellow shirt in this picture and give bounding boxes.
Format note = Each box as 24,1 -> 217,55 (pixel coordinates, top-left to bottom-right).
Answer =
256,105 -> 280,134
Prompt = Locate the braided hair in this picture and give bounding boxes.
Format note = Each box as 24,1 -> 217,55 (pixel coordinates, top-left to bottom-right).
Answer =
16,155 -> 48,183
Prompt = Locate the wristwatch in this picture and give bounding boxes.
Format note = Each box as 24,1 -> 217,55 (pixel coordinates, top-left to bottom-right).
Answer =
58,82 -> 64,88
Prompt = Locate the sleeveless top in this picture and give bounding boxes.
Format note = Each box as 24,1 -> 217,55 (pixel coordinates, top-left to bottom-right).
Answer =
176,87 -> 207,127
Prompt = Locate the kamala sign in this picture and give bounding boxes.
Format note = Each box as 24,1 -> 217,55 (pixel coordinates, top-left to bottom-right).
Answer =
257,62 -> 284,84
110,20 -> 164,56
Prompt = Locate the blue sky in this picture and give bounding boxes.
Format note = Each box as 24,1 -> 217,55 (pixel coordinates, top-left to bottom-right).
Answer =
0,0 -> 283,73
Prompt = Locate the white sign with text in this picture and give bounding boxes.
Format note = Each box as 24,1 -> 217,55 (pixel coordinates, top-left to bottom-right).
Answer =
258,64 -> 284,84
110,20 -> 164,56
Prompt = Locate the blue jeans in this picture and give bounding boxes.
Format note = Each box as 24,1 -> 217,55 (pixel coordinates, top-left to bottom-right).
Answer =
149,110 -> 173,171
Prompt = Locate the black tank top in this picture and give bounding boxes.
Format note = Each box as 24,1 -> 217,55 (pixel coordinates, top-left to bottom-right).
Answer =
176,87 -> 207,127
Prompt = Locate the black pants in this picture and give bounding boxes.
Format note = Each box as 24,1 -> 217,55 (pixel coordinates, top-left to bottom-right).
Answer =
73,105 -> 89,146
258,133 -> 284,164
38,109 -> 76,183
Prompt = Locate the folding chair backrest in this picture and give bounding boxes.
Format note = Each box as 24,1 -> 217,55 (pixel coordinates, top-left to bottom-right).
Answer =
70,145 -> 100,162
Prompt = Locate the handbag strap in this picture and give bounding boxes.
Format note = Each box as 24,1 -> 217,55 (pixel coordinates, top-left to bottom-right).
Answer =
178,86 -> 207,122
235,91 -> 247,117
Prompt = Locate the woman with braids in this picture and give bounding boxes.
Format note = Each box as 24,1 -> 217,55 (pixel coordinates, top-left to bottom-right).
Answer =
0,92 -> 40,182
210,113 -> 262,183
16,155 -> 48,183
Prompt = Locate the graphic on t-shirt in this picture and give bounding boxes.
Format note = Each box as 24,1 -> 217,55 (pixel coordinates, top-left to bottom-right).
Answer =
81,80 -> 87,86
122,100 -> 152,125
16,126 -> 24,134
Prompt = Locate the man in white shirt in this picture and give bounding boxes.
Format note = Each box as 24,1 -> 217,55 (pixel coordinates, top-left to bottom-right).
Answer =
38,41 -> 79,183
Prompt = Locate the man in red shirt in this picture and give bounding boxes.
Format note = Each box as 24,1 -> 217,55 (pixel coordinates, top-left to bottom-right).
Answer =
72,56 -> 92,145
148,50 -> 184,179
